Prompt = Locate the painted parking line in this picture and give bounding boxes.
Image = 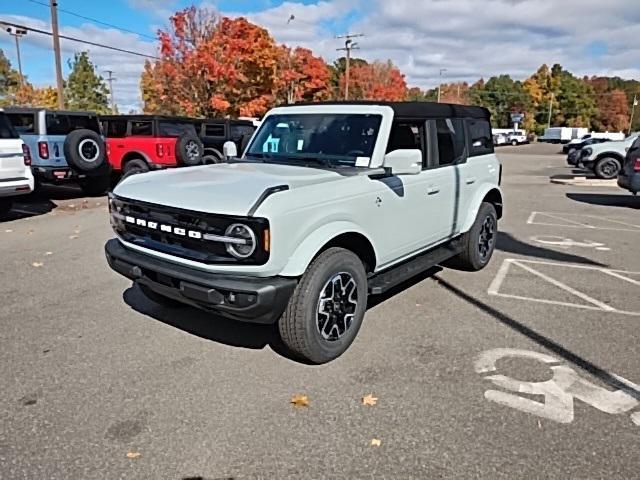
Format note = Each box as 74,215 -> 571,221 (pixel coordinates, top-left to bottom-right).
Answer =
527,211 -> 640,232
488,259 -> 640,316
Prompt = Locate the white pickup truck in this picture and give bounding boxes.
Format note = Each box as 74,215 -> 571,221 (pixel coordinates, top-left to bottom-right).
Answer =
105,102 -> 503,363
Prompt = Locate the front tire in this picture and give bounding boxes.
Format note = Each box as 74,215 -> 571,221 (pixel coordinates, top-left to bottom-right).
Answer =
594,157 -> 621,179
278,248 -> 368,364
450,202 -> 497,271
120,158 -> 150,183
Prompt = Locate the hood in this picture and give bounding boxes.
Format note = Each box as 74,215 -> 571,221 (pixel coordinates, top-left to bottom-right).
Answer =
589,137 -> 636,154
113,162 -> 345,216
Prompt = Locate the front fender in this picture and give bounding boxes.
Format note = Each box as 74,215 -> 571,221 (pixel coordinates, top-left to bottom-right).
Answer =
459,184 -> 503,233
279,221 -> 376,277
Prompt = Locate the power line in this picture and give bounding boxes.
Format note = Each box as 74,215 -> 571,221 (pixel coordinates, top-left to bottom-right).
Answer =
25,0 -> 157,40
0,20 -> 159,60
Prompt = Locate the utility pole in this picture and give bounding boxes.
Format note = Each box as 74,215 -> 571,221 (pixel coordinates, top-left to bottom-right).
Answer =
547,92 -> 554,129
629,94 -> 638,135
336,33 -> 363,100
104,70 -> 116,114
50,0 -> 65,109
286,14 -> 295,104
5,26 -> 27,86
437,68 -> 447,103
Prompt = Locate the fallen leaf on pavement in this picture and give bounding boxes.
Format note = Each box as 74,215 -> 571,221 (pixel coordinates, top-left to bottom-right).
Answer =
362,394 -> 378,406
69,235 -> 79,239
290,394 -> 309,408
68,204 -> 75,209
45,252 -> 53,256
73,230 -> 80,234
5,229 -> 12,233
371,438 -> 381,447
126,451 -> 141,459
26,229 -> 34,235
32,262 -> 44,268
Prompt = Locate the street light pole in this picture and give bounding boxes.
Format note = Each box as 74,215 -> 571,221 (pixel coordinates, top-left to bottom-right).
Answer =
50,0 -> 65,109
336,33 -> 363,101
286,14 -> 295,104
629,94 -> 638,135
437,68 -> 447,103
105,70 -> 117,114
5,27 -> 27,86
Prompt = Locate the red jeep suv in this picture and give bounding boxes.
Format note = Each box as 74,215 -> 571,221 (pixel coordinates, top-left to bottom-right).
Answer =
100,115 -> 204,179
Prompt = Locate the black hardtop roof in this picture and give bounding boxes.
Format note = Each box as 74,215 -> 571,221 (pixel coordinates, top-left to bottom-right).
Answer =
99,114 -> 254,125
4,107 -> 99,116
291,101 -> 490,120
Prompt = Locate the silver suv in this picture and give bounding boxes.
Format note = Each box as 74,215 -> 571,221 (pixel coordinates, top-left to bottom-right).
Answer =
105,102 -> 503,363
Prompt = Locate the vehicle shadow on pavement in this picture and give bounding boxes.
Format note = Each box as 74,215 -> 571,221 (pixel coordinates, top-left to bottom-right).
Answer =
122,284 -> 303,363
0,195 -> 57,223
496,232 -> 605,266
566,193 -> 640,209
433,275 -> 640,401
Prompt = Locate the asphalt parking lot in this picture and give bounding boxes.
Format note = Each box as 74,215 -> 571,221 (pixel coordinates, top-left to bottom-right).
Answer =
1,143 -> 639,479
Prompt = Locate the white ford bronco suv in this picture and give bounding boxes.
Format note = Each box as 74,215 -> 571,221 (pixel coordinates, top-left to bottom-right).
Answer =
105,102 -> 503,363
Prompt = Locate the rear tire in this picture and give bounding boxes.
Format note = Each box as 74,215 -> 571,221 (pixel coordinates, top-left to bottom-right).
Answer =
278,248 -> 368,364
0,198 -> 13,215
203,153 -> 223,164
594,157 -> 621,179
137,283 -> 183,308
450,202 -> 497,271
120,158 -> 149,182
78,176 -> 110,196
511,140 -> 518,146
176,134 -> 204,166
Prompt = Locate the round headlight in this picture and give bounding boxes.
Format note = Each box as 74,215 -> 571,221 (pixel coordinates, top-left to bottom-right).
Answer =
225,223 -> 256,259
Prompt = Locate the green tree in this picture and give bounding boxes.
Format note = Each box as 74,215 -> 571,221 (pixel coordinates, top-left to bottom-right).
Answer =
0,49 -> 21,105
65,51 -> 110,113
467,75 -> 530,128
552,67 -> 597,128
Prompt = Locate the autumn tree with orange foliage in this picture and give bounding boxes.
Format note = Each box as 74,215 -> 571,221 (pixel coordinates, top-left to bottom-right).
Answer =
342,61 -> 407,101
276,46 -> 331,105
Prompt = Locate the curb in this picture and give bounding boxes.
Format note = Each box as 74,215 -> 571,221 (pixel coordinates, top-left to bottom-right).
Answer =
550,176 -> 618,187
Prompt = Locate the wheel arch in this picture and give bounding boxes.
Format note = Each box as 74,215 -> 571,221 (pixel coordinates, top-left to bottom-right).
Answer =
121,151 -> 151,169
279,223 -> 378,277
460,185 -> 503,233
595,152 -> 624,163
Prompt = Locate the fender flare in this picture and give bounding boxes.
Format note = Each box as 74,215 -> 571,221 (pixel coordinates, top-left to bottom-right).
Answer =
459,184 -> 503,233
279,221 -> 377,277
203,147 -> 223,160
121,150 -> 152,167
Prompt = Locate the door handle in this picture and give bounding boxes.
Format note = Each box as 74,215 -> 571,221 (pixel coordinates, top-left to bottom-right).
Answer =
466,178 -> 476,185
427,187 -> 440,195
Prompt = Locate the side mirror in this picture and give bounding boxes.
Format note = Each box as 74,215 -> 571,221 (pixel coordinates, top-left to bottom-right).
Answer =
223,141 -> 238,159
382,149 -> 422,175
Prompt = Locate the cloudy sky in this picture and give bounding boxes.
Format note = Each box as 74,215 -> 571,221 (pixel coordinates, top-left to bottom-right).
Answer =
1,0 -> 638,111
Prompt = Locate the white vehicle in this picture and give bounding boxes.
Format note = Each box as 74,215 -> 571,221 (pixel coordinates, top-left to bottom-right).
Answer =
541,127 -> 588,144
506,131 -> 528,146
579,134 -> 640,179
0,111 -> 34,215
105,102 -> 503,363
493,133 -> 507,146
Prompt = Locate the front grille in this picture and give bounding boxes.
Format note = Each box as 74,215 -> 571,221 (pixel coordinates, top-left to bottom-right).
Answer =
109,195 -> 269,265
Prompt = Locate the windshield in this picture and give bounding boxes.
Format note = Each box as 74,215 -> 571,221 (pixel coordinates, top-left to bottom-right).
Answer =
246,113 -> 382,167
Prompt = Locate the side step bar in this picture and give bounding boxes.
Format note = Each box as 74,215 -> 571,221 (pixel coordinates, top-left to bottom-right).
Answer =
368,238 -> 463,295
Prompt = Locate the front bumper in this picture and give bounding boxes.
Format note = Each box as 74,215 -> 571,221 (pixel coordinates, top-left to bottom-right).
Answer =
105,239 -> 297,324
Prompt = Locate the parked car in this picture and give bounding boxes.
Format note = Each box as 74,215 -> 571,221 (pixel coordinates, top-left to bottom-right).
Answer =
563,133 -> 622,154
5,108 -> 110,195
0,110 -> 34,214
194,118 -> 257,163
104,101 -> 503,364
578,134 -> 640,179
506,131 -> 528,146
99,115 -> 204,180
493,133 -> 507,146
617,136 -> 640,195
566,137 -> 611,166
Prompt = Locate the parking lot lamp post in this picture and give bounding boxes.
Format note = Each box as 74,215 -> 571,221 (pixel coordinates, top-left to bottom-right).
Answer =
5,26 -> 26,87
286,14 -> 295,104
437,68 -> 447,103
630,94 -> 637,135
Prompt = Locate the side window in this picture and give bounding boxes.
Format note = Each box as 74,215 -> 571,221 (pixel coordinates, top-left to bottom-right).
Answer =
107,120 -> 127,138
435,118 -> 466,166
230,124 -> 256,141
205,124 -> 225,137
131,121 -> 153,136
7,113 -> 36,134
45,114 -> 71,135
467,119 -> 494,156
387,121 -> 426,166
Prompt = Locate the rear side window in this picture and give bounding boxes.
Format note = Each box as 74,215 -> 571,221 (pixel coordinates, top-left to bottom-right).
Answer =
435,118 -> 466,166
159,121 -> 196,137
205,124 -> 225,137
106,120 -> 127,138
45,114 -> 100,135
467,119 -> 494,156
7,113 -> 35,134
131,121 -> 153,136
0,113 -> 19,139
230,124 -> 255,141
